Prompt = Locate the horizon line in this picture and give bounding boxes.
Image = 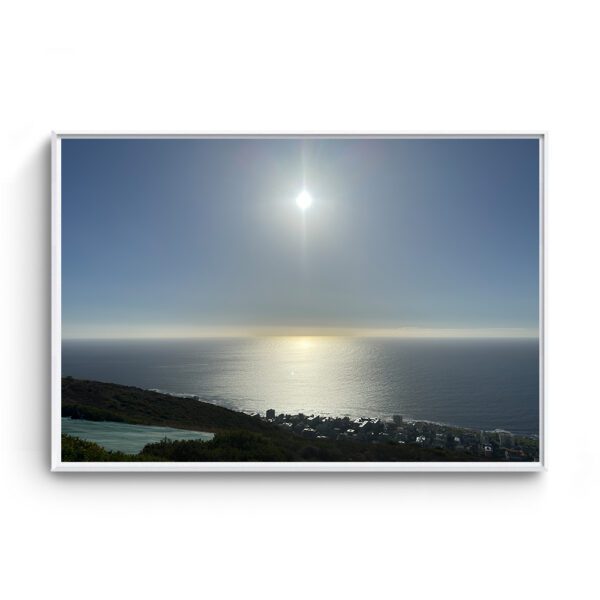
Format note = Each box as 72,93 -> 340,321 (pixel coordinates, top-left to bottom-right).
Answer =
62,326 -> 539,341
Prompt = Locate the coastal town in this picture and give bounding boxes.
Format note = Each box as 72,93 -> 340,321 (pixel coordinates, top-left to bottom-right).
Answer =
254,410 -> 539,461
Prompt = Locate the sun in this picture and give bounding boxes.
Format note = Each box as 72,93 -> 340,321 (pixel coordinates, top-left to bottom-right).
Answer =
296,189 -> 313,210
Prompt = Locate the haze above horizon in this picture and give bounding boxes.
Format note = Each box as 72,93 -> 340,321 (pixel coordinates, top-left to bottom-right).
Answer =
62,326 -> 539,341
61,137 -> 539,339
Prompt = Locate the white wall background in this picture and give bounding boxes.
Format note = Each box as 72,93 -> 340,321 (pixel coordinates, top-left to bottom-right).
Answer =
1,1 -> 599,598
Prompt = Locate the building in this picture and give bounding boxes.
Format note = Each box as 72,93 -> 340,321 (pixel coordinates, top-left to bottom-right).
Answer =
266,408 -> 276,420
301,427 -> 317,439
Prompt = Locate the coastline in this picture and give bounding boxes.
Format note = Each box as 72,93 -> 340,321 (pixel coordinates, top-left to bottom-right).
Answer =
61,377 -> 539,462
149,385 -> 539,440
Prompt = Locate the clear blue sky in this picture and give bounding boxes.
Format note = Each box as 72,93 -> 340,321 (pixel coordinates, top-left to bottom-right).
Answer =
61,137 -> 539,338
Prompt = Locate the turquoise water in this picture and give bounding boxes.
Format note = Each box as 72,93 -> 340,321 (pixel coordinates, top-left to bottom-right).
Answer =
62,417 -> 214,454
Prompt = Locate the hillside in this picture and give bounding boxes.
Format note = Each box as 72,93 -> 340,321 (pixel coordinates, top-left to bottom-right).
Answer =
62,377 -> 275,434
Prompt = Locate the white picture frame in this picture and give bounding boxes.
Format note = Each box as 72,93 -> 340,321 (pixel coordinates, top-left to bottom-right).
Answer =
51,132 -> 546,472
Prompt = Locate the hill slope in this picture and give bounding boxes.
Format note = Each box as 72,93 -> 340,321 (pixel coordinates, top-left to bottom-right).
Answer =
62,377 -> 274,434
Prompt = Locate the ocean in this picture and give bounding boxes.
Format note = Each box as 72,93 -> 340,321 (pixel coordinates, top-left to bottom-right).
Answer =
62,337 -> 540,435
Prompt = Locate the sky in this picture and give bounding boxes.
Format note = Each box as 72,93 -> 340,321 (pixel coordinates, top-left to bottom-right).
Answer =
61,137 -> 540,339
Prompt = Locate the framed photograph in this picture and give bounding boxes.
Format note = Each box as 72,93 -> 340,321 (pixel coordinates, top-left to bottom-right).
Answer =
51,133 -> 545,472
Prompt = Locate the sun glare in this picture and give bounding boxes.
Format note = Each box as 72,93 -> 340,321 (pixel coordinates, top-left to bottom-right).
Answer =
296,189 -> 313,210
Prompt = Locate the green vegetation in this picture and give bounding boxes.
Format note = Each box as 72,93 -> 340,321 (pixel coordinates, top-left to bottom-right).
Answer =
61,434 -> 137,462
138,430 -> 478,462
62,429 -> 479,462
